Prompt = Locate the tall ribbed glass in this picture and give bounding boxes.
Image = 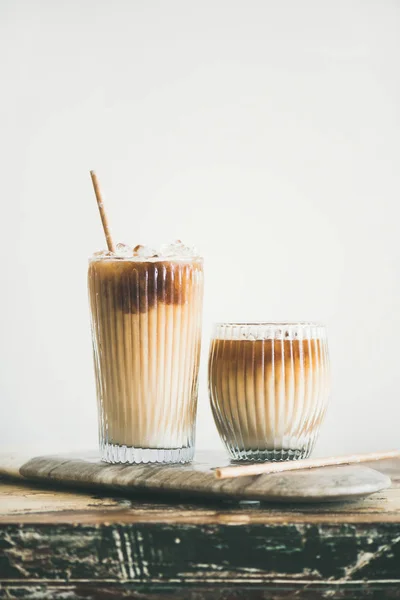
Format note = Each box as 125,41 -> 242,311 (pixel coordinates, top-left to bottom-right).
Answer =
208,322 -> 330,461
88,256 -> 203,463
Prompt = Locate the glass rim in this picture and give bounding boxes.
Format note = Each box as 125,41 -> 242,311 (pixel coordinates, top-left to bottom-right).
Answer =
214,321 -> 325,328
88,255 -> 203,263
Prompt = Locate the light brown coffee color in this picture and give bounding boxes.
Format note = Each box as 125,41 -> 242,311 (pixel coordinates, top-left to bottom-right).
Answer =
209,337 -> 330,453
88,257 -> 203,450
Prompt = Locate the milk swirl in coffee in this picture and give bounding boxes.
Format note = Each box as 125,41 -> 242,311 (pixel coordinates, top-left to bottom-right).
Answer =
88,241 -> 203,463
208,323 -> 330,461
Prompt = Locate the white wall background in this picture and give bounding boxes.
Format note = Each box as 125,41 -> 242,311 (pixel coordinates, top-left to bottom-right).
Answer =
1,0 -> 399,457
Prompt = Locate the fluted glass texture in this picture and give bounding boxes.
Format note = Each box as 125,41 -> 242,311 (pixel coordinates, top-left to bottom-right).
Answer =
88,256 -> 203,464
208,323 -> 330,461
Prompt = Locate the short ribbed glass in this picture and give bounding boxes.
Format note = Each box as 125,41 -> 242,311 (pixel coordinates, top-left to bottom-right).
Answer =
88,256 -> 203,464
208,322 -> 330,461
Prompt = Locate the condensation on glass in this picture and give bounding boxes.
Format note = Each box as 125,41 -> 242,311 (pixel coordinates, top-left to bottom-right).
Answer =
88,256 -> 204,464
208,322 -> 330,461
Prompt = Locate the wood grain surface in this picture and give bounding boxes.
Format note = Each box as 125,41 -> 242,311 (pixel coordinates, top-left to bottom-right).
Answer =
0,450 -> 392,503
1,455 -> 400,599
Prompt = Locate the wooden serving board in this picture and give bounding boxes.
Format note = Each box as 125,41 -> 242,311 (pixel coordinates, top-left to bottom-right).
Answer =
0,450 -> 391,503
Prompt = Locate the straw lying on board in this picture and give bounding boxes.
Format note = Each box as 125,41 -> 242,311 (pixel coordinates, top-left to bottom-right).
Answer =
215,449 -> 400,479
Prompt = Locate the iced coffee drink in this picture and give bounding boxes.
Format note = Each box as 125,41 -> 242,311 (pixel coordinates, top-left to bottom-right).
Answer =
88,241 -> 203,463
208,322 -> 330,461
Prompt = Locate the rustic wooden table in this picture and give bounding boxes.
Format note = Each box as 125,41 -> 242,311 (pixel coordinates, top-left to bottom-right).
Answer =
1,458 -> 400,599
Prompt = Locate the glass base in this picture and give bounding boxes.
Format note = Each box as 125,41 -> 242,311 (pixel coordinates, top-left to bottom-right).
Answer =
101,442 -> 194,464
228,447 -> 311,462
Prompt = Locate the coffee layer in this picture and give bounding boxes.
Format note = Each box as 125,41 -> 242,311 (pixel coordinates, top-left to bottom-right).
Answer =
89,259 -> 204,450
88,258 -> 203,315
208,338 -> 330,455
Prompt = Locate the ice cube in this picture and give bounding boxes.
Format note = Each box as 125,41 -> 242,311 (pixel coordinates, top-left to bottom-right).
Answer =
180,244 -> 198,257
159,243 -> 176,257
115,243 -> 133,257
133,244 -> 158,258
159,240 -> 197,258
